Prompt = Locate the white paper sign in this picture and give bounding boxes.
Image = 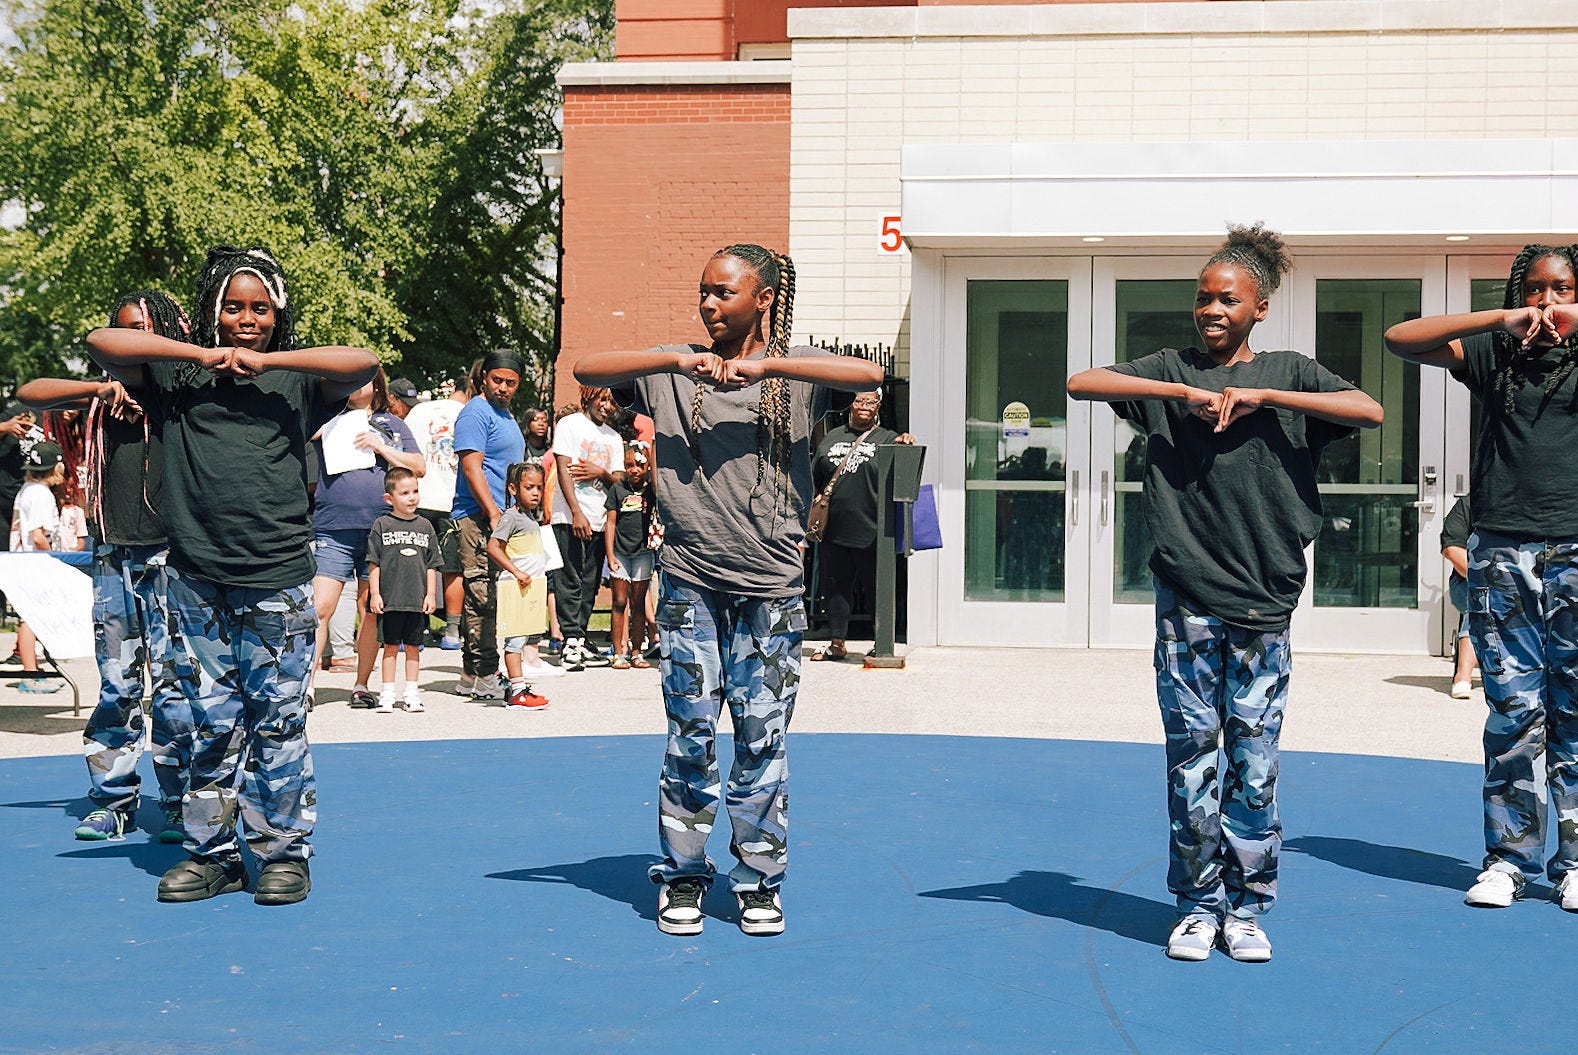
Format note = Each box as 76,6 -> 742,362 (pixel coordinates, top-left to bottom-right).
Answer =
0,553 -> 93,659
320,408 -> 376,476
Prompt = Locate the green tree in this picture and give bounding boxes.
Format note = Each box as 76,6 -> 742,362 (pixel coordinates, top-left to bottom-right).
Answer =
0,0 -> 611,402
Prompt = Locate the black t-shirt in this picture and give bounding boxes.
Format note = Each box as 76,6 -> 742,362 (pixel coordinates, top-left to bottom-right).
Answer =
0,403 -> 42,528
366,513 -> 440,611
1453,332 -> 1578,538
145,361 -> 339,589
1441,494 -> 1471,590
603,481 -> 649,555
1440,495 -> 1471,552
1108,347 -> 1357,631
811,423 -> 899,549
95,412 -> 165,546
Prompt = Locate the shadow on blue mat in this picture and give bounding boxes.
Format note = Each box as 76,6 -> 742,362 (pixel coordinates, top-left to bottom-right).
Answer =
919,870 -> 1174,947
58,840 -> 186,878
488,852 -> 663,921
1,796 -> 92,820
1285,836 -> 1481,891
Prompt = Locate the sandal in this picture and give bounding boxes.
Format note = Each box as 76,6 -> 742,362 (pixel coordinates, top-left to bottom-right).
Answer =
809,645 -> 848,662
630,653 -> 651,669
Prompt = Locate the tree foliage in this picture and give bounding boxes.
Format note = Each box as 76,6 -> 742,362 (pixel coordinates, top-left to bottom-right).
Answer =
0,0 -> 611,402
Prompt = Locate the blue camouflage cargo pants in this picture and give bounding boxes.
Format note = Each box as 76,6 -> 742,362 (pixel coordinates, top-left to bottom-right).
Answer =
1154,577 -> 1291,920
648,573 -> 806,892
83,543 -> 193,811
165,566 -> 316,863
1467,530 -> 1578,885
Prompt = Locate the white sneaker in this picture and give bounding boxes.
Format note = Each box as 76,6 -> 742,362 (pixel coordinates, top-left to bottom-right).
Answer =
375,691 -> 395,714
1556,875 -> 1578,912
1450,680 -> 1472,699
1165,916 -> 1218,962
561,641 -> 585,673
736,889 -> 784,936
1465,868 -> 1522,907
403,690 -> 425,713
657,878 -> 705,936
519,661 -> 564,679
1220,916 -> 1272,962
470,673 -> 503,700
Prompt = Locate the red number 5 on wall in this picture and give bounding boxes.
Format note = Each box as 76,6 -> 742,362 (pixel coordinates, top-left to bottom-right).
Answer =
878,214 -> 903,254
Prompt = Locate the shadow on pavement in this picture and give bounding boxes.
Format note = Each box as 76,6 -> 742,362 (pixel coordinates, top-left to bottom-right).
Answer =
920,870 -> 1173,947
488,852 -> 663,922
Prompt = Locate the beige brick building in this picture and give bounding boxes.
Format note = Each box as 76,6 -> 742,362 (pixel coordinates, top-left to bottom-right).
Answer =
560,2 -> 1578,652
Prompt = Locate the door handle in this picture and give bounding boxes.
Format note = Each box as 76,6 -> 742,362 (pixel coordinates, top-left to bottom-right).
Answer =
1070,469 -> 1079,525
1414,464 -> 1437,515
1100,470 -> 1110,527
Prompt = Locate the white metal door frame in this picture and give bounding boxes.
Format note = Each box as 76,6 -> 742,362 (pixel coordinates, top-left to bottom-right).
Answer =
938,256 -> 1093,646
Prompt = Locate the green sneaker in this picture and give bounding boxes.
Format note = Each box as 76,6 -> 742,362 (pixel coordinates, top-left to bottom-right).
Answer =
157,806 -> 185,845
74,807 -> 134,841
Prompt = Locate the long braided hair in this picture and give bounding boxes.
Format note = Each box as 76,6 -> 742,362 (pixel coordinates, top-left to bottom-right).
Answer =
1202,221 -> 1293,300
1491,244 -> 1578,416
87,290 -> 193,534
688,244 -> 797,494
191,245 -> 297,352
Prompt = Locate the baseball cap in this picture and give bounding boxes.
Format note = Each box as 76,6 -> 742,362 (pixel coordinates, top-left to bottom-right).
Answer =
388,377 -> 419,401
25,441 -> 62,472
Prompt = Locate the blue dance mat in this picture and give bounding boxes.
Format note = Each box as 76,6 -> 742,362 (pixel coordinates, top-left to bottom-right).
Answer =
4,734 -> 1577,1054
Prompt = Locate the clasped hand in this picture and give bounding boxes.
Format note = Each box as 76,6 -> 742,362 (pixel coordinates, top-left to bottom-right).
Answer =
1184,386 -> 1270,433
1506,304 -> 1578,349
97,380 -> 144,423
680,352 -> 768,389
198,347 -> 268,379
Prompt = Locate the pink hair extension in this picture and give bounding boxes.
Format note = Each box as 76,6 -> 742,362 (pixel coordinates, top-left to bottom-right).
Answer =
83,391 -> 155,536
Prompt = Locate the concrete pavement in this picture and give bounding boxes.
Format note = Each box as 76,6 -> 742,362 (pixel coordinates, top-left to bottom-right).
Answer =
0,642 -> 1485,764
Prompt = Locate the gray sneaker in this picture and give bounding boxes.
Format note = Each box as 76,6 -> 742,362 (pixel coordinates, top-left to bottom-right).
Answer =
1165,916 -> 1218,961
1220,916 -> 1272,962
469,673 -> 503,700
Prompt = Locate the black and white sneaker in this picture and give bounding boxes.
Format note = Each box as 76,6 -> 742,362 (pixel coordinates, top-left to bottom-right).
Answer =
561,640 -> 585,673
657,877 -> 706,936
736,888 -> 784,936
581,642 -> 611,668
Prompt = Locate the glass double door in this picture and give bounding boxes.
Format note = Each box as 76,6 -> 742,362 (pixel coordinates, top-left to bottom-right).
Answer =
941,254 -> 1498,652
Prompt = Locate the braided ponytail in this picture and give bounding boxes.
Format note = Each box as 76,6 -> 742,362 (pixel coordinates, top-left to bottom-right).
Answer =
689,244 -> 798,496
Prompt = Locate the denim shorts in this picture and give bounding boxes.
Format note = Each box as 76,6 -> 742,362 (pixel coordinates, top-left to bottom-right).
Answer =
607,549 -> 655,583
503,634 -> 544,654
312,529 -> 369,583
1449,574 -> 1470,639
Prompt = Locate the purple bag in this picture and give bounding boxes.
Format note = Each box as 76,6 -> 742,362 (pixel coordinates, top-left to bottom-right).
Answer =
896,484 -> 942,554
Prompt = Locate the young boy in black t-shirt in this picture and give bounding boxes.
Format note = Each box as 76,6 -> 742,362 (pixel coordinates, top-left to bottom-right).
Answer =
367,467 -> 441,713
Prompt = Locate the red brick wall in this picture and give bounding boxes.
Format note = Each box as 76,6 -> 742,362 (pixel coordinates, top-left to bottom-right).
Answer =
557,83 -> 791,409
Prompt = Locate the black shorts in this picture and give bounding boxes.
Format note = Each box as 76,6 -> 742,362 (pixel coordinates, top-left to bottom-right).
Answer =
378,610 -> 428,647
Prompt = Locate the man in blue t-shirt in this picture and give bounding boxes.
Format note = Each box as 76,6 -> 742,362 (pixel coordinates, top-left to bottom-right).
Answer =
452,350 -> 526,698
